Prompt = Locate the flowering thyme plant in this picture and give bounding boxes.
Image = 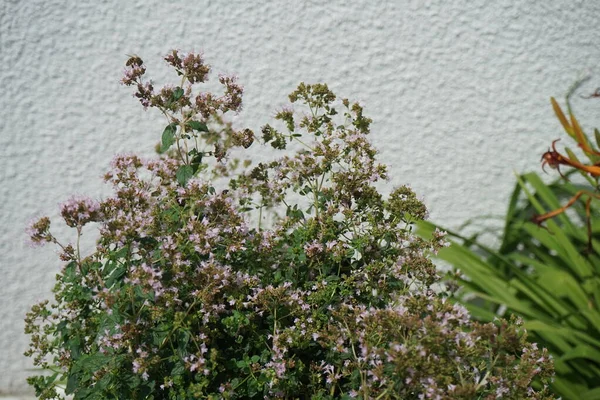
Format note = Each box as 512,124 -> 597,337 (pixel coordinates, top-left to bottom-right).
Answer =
25,51 -> 555,399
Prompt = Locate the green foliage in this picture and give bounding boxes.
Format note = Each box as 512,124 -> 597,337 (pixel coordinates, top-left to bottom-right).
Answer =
418,95 -> 600,399
160,123 -> 177,152
24,51 -> 555,399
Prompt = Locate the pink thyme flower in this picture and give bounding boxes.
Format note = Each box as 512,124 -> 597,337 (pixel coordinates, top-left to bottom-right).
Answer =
60,195 -> 103,228
25,216 -> 52,247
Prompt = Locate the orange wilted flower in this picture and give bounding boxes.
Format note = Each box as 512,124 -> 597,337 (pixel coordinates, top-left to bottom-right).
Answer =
540,139 -> 600,179
533,98 -> 600,250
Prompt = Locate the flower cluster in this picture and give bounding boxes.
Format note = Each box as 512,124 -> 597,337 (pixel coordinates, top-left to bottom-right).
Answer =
25,217 -> 52,247
119,50 -> 250,187
24,52 -> 555,399
60,195 -> 103,228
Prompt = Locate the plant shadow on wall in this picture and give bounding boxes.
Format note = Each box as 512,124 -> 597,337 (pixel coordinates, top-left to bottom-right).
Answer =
419,82 -> 600,400
24,51 -> 554,399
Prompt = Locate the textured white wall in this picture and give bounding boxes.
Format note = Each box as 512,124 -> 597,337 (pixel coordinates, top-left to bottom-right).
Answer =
2,0 -> 600,394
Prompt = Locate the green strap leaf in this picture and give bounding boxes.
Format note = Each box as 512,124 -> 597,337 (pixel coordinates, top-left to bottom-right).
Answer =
582,386 -> 600,400
562,344 -> 600,364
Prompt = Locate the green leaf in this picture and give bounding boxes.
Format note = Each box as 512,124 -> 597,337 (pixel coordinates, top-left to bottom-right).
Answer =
104,263 -> 126,288
247,377 -> 259,397
189,148 -> 204,174
94,373 -> 111,391
525,319 -> 600,347
65,373 -> 79,395
561,344 -> 600,364
171,362 -> 185,376
565,147 -> 581,164
582,386 -> 600,400
161,123 -> 177,152
176,165 -> 194,186
63,261 -> 79,282
152,324 -> 170,347
553,376 -> 589,400
176,330 -> 191,357
67,336 -> 82,360
125,373 -> 141,390
173,86 -> 184,101
186,120 -> 209,132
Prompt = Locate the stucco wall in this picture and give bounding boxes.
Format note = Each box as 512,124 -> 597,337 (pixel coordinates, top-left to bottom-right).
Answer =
2,0 -> 600,395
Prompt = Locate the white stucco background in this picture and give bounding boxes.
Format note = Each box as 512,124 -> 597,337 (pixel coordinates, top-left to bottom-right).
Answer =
2,0 -> 600,395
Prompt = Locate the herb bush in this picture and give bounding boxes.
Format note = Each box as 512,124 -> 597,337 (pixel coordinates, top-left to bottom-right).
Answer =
24,51 -> 554,399
417,92 -> 600,399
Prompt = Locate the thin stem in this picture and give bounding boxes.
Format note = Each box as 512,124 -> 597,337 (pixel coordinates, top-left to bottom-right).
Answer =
273,307 -> 278,337
76,226 -> 82,266
181,123 -> 190,165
